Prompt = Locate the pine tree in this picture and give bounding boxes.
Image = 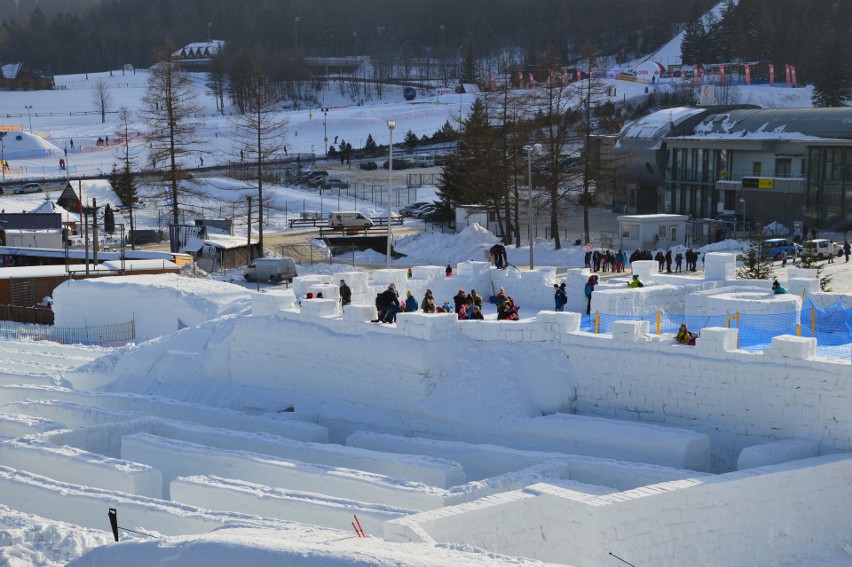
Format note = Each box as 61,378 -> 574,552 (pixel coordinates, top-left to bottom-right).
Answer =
363,133 -> 378,154
737,233 -> 775,280
459,37 -> 479,85
403,130 -> 418,153
811,35 -> 851,107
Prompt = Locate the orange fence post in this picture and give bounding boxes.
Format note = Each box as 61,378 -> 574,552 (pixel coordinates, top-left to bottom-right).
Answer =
811,306 -> 816,335
594,311 -> 600,334
655,311 -> 661,335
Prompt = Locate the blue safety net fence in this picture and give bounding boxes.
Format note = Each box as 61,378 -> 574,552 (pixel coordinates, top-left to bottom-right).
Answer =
580,297 -> 851,360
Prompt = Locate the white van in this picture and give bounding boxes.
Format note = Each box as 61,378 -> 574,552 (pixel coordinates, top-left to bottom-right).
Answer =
328,211 -> 374,230
243,257 -> 297,283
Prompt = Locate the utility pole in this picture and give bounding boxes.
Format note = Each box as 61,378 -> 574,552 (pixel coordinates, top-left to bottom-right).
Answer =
246,196 -> 253,262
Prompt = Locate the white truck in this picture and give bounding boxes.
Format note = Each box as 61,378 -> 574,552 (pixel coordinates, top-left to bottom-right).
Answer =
327,211 -> 373,230
243,257 -> 297,283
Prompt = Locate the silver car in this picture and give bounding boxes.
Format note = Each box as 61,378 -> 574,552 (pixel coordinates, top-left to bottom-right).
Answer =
14,182 -> 43,194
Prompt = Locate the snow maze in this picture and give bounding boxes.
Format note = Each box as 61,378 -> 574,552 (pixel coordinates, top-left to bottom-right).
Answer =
1,255 -> 851,566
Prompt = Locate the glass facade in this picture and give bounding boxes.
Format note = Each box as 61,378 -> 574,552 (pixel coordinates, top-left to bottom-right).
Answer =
806,147 -> 850,227
665,148 -> 726,218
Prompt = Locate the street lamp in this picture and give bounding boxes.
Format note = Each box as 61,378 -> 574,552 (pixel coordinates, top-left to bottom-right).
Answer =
0,132 -> 5,180
321,107 -> 329,156
739,197 -> 746,235
386,119 -> 396,269
294,16 -> 299,51
24,105 -> 33,132
523,143 -> 542,270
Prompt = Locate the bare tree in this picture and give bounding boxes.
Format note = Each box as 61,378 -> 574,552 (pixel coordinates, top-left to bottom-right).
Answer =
231,67 -> 288,257
92,78 -> 113,124
113,106 -> 139,248
140,42 -> 204,227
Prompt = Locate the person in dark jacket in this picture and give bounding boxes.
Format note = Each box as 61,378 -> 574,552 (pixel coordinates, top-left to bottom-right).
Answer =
469,305 -> 484,320
665,250 -> 673,273
379,283 -> 400,322
421,289 -> 436,313
554,283 -> 567,311
584,276 -> 596,315
453,289 -> 467,313
339,279 -> 352,306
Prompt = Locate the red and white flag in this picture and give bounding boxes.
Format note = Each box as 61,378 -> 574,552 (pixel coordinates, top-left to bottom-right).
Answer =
719,64 -> 726,84
744,64 -> 751,85
785,64 -> 791,85
562,68 -> 569,84
790,66 -> 797,87
693,65 -> 699,83
518,70 -> 524,89
768,63 -> 774,85
528,72 -> 534,89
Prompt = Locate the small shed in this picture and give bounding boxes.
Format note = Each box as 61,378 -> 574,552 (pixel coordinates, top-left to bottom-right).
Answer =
618,214 -> 688,251
454,205 -> 503,237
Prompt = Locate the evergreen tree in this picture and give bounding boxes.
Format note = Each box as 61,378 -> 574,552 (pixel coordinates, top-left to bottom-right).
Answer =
459,37 -> 479,85
438,98 -> 502,207
737,230 -> 775,280
363,133 -> 378,154
811,35 -> 851,107
403,130 -> 418,152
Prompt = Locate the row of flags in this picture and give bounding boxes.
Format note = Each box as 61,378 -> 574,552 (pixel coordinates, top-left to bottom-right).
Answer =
690,63 -> 797,87
510,63 -> 799,90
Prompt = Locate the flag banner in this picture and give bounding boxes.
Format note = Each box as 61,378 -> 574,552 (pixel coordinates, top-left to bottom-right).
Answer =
528,72 -> 534,89
719,64 -> 726,84
562,68 -> 569,84
769,63 -> 774,85
785,64 -> 791,85
693,65 -> 699,84
791,66 -> 797,87
518,70 -> 524,89
744,64 -> 751,85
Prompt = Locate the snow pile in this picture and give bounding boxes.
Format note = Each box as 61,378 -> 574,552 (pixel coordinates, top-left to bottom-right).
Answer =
51,274 -> 252,341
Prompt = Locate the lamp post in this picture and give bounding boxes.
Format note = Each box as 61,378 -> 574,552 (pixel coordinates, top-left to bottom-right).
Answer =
321,107 -> 329,156
24,105 -> 33,132
523,143 -> 542,270
294,16 -> 299,51
0,132 -> 5,181
386,119 -> 396,269
739,197 -> 746,236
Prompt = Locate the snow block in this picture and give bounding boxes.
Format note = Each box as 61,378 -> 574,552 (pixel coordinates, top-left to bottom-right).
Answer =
631,260 -> 655,279
768,335 -> 816,360
299,298 -> 339,318
507,413 -> 711,471
737,439 -> 820,470
704,252 -> 737,281
0,438 -> 162,498
171,475 -> 410,533
251,289 -> 296,317
0,412 -> 62,438
535,311 -> 581,334
695,327 -> 739,354
611,320 -> 651,343
342,304 -> 376,323
396,312 -> 458,341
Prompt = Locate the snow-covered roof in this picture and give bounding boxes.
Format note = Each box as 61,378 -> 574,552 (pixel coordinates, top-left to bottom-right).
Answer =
30,200 -> 79,223
172,40 -> 225,59
0,62 -> 21,78
686,108 -> 852,140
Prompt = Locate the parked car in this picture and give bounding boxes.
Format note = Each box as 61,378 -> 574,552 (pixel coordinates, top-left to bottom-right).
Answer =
359,160 -> 378,170
801,239 -> 842,259
14,182 -> 43,194
412,204 -> 438,219
759,238 -> 801,260
320,177 -> 350,190
399,201 -> 432,217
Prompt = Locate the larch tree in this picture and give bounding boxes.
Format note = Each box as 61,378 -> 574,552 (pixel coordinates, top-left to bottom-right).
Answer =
91,78 -> 113,124
113,106 -> 140,248
231,65 -> 288,257
140,42 -> 203,227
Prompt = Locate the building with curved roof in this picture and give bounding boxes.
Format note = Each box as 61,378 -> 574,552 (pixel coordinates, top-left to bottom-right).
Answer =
613,106 -> 852,234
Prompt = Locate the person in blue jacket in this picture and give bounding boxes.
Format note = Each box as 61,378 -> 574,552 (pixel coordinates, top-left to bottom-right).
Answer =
404,290 -> 419,312
772,280 -> 788,294
554,283 -> 567,311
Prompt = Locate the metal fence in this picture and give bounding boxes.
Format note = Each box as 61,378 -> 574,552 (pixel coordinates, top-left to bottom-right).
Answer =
0,319 -> 135,346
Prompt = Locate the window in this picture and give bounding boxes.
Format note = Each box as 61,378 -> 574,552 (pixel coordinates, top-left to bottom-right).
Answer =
658,225 -> 666,238
752,162 -> 762,176
621,223 -> 631,238
775,158 -> 791,177
670,226 -> 678,242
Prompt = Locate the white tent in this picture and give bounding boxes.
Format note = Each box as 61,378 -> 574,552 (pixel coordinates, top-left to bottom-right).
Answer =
30,200 -> 79,224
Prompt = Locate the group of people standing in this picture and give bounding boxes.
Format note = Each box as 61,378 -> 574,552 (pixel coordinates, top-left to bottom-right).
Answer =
584,245 -> 627,273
